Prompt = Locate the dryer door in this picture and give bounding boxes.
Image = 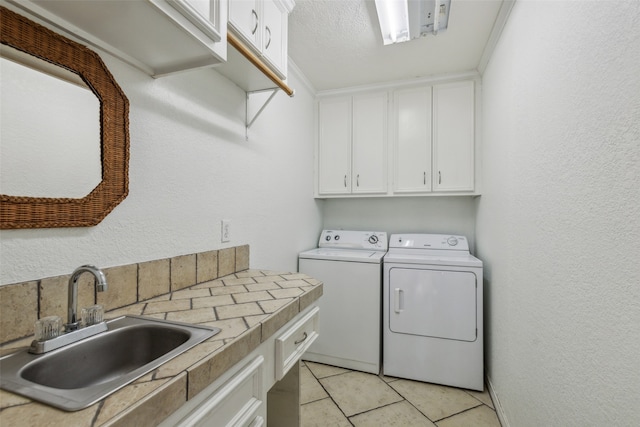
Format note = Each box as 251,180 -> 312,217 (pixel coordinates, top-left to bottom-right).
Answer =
388,267 -> 477,342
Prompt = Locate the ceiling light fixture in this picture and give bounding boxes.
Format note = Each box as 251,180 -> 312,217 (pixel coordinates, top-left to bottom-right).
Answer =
374,0 -> 451,45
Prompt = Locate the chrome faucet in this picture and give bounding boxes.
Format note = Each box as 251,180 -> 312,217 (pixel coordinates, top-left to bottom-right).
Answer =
30,265 -> 109,354
66,265 -> 108,331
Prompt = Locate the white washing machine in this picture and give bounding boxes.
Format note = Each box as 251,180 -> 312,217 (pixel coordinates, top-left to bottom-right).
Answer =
299,230 -> 387,374
383,234 -> 484,391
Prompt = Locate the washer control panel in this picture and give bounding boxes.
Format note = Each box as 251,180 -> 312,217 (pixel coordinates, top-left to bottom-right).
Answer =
319,230 -> 388,250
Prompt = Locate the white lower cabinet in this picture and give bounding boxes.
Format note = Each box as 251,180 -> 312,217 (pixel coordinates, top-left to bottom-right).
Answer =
275,306 -> 319,380
175,356 -> 265,427
161,305 -> 319,427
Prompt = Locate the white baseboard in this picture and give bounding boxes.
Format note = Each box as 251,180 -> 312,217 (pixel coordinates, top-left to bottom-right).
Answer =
486,374 -> 509,427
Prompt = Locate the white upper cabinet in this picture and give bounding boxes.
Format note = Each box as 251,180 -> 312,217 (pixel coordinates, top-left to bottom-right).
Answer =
432,80 -> 475,192
352,93 -> 388,194
317,93 -> 388,196
228,0 -> 260,46
317,78 -> 478,198
15,0 -> 228,77
260,0 -> 288,77
392,80 -> 476,195
166,0 -> 225,43
228,0 -> 291,78
393,86 -> 433,193
318,97 -> 352,195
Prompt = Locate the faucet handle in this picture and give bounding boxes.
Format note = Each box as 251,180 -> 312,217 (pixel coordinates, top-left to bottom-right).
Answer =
34,316 -> 62,342
81,305 -> 104,327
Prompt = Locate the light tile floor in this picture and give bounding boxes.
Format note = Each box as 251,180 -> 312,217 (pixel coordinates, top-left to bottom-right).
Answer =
300,361 -> 502,427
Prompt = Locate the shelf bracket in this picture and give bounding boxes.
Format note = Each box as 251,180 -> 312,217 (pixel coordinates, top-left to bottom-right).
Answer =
245,87 -> 280,141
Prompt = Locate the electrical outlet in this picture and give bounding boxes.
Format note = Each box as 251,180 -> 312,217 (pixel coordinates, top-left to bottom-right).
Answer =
221,220 -> 231,243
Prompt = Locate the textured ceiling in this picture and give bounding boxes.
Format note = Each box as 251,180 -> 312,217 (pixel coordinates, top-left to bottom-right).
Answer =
288,0 -> 504,92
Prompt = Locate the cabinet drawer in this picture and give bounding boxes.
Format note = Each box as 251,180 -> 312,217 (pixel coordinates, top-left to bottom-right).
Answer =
275,306 -> 320,380
177,356 -> 264,427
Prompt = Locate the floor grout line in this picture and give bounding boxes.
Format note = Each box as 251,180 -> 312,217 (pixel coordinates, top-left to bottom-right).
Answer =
432,402 -> 486,423
301,361 -> 501,427
313,371 -> 355,424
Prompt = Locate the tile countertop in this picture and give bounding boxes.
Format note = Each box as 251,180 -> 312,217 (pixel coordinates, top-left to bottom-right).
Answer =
0,269 -> 323,427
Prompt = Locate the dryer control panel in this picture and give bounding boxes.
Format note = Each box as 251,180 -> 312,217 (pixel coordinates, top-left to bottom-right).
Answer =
318,230 -> 388,251
389,234 -> 469,251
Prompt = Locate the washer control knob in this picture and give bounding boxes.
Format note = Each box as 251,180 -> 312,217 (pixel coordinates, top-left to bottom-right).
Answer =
368,235 -> 379,244
447,236 -> 459,246
334,235 -> 340,241
325,235 -> 331,241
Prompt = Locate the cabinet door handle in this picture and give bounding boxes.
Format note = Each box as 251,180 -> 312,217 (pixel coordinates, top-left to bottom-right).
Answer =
423,171 -> 426,185
294,331 -> 308,345
357,174 -> 360,187
344,175 -> 347,187
265,26 -> 272,49
438,171 -> 442,184
251,9 -> 258,35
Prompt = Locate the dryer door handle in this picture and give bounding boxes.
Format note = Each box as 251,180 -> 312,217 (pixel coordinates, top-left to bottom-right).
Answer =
394,288 -> 404,313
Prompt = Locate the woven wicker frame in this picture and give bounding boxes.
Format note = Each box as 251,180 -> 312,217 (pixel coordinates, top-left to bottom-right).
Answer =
1,7 -> 129,229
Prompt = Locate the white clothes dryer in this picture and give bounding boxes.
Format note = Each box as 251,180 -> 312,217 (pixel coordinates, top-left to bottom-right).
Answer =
299,230 -> 387,374
383,234 -> 484,391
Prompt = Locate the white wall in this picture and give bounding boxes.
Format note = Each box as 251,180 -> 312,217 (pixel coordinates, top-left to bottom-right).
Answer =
0,43 -> 322,285
477,1 -> 640,426
322,197 -> 477,252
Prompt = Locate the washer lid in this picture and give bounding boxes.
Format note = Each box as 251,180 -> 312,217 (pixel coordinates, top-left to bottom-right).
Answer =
299,248 -> 386,263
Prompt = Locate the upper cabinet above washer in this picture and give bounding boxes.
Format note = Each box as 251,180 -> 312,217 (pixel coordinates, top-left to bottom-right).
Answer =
9,0 -> 228,77
316,77 -> 480,198
228,0 -> 292,79
317,93 -> 388,196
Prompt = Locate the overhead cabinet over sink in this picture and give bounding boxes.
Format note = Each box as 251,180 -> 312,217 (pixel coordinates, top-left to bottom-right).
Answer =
6,0 -> 295,94
7,0 -> 228,76
227,0 -> 291,79
316,78 -> 479,198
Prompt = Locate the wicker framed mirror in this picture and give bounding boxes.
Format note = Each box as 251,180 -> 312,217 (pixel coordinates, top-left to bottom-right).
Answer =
0,6 -> 129,229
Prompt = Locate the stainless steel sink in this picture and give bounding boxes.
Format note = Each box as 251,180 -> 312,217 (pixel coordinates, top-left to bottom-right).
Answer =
0,315 -> 220,411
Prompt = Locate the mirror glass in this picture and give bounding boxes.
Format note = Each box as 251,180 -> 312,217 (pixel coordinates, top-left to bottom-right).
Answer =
0,45 -> 101,198
1,5 -> 129,229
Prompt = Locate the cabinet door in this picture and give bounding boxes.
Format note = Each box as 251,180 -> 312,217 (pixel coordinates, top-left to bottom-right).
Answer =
318,97 -> 352,195
229,0 -> 261,49
175,356 -> 265,426
394,87 -> 432,193
168,0 -> 223,42
261,0 -> 287,78
352,92 -> 388,194
432,81 -> 475,192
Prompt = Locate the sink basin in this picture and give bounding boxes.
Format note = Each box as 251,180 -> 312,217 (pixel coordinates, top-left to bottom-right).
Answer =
0,315 -> 220,411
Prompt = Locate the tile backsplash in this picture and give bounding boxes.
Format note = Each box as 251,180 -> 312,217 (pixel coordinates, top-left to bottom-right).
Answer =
0,245 -> 249,344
